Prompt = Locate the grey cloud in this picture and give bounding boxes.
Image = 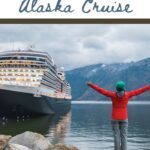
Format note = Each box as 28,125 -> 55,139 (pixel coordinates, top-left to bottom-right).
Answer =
106,25 -> 150,42
83,37 -> 106,50
0,24 -> 150,70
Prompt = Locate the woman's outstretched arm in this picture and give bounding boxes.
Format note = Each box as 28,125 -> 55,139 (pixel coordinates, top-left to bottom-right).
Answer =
127,85 -> 150,98
86,82 -> 114,98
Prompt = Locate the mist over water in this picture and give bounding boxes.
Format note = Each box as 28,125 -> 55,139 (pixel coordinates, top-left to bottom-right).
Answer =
0,101 -> 150,150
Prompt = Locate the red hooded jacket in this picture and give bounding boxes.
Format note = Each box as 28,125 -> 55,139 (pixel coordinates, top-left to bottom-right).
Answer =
88,84 -> 150,120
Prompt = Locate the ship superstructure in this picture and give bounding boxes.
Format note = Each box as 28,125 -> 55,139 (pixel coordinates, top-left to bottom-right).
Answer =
0,49 -> 71,115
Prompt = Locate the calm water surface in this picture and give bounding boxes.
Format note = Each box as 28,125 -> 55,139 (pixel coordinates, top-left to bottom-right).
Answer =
0,102 -> 150,150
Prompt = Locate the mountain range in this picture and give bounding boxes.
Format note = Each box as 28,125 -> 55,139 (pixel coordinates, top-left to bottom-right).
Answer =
66,58 -> 150,101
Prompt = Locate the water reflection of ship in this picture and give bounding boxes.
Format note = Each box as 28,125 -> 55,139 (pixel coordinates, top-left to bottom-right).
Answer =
0,111 -> 71,138
46,112 -> 71,144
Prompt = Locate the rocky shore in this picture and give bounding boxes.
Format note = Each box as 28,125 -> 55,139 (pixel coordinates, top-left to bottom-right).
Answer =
0,131 -> 79,150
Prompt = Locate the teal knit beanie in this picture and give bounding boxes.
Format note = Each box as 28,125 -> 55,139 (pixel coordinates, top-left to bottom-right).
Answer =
116,81 -> 125,91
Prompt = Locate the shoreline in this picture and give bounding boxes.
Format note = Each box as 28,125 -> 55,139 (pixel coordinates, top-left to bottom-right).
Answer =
71,100 -> 150,104
0,131 -> 79,150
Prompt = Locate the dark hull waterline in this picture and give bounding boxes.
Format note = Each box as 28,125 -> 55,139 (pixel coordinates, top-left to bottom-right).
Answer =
0,89 -> 71,115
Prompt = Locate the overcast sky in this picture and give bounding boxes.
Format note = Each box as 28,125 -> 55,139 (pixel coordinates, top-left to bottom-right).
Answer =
0,24 -> 150,70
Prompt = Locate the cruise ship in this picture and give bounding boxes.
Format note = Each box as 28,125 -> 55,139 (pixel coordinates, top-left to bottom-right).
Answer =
0,49 -> 71,115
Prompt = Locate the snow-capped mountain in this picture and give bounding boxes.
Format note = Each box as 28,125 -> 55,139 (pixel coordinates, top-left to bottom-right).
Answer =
66,58 -> 150,100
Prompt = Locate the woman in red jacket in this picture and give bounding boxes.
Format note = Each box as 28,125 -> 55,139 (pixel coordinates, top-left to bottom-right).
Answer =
86,81 -> 150,150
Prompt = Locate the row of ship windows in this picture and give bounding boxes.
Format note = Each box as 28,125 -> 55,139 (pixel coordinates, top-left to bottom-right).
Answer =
48,67 -> 56,75
0,57 -> 46,62
42,78 -> 61,90
43,76 -> 58,87
43,72 -> 70,90
47,62 -> 56,71
0,69 -> 43,72
43,75 -> 61,87
41,84 -> 62,92
41,83 -> 59,91
44,71 -> 57,81
45,71 -> 62,83
0,55 -> 54,64
0,63 -> 46,68
0,82 -> 40,87
0,61 -> 45,64
44,71 -> 56,79
0,61 -> 45,65
0,56 -> 53,65
41,80 -> 60,91
0,78 -> 41,82
0,68 -> 60,80
41,83 -> 55,91
41,78 -> 70,93
42,79 -> 60,89
0,71 -> 66,86
0,64 -> 46,68
43,74 -> 62,85
0,74 -> 42,77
